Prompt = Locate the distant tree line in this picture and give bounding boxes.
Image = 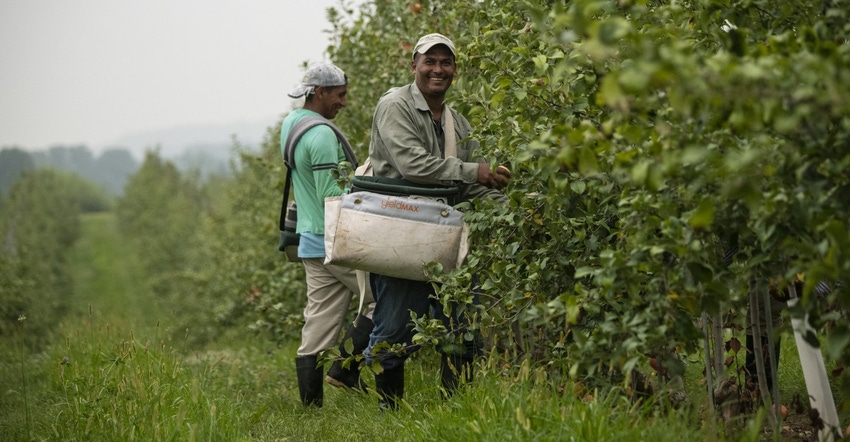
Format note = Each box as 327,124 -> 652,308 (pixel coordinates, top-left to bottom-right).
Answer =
0,145 -> 138,198
1,144 -> 235,200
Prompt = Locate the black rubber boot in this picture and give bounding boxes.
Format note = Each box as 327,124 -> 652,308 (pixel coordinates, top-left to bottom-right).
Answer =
326,314 -> 374,391
375,363 -> 405,411
295,355 -> 323,407
745,334 -> 781,392
440,354 -> 474,399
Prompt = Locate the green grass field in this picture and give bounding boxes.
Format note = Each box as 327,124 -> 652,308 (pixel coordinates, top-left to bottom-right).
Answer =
0,213 -> 844,441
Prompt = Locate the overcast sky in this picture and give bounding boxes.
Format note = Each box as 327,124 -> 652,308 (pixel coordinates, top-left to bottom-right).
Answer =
0,0 -> 362,153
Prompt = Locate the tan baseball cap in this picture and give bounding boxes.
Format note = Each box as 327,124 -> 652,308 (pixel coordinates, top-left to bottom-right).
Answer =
412,33 -> 456,59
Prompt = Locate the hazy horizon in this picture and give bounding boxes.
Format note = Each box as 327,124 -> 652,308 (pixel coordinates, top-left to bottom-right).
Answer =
0,0 -> 364,155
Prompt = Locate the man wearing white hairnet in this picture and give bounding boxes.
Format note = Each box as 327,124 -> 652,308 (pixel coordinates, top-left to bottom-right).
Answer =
281,61 -> 375,407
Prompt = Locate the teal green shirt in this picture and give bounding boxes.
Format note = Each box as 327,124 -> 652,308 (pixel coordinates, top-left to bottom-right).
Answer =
280,109 -> 348,258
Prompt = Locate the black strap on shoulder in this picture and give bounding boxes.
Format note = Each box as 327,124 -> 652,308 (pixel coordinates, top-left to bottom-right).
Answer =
279,116 -> 359,232
283,116 -> 358,169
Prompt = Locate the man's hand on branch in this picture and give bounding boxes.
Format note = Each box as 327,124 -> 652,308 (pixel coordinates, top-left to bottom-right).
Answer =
477,163 -> 511,190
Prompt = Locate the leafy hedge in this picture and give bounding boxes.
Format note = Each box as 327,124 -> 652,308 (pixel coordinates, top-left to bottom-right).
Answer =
0,170 -> 84,345
326,0 -> 850,399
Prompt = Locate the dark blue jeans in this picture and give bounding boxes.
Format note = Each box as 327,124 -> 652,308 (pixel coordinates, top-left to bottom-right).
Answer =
365,273 -> 480,371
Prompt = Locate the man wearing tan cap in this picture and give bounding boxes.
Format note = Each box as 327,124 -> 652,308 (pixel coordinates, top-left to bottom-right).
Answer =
280,61 -> 375,407
363,33 -> 511,410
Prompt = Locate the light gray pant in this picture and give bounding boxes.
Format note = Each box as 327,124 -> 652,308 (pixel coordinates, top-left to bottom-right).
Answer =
297,258 -> 375,356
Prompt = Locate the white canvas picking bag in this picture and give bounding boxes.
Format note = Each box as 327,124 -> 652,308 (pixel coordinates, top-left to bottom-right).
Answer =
324,191 -> 469,281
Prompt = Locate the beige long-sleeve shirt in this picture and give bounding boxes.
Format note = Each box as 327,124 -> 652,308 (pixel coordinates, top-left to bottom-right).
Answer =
368,83 -> 505,203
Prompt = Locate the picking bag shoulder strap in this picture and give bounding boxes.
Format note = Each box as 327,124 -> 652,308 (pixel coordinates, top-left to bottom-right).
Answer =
279,116 -> 359,233
442,104 -> 457,158
283,116 -> 358,169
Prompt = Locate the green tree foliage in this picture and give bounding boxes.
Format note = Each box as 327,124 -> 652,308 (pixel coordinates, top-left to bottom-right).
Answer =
188,128 -> 308,343
0,170 -> 82,345
34,145 -> 98,178
324,0 -> 850,398
0,148 -> 35,198
29,145 -> 139,196
1,150 -> 116,215
94,148 -> 139,195
112,146 -> 297,345
59,171 -> 114,213
113,150 -> 220,342
116,151 -> 204,279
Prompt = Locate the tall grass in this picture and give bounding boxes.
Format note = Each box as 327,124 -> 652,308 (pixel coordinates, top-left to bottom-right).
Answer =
3,212 -> 831,441
51,323 -> 244,440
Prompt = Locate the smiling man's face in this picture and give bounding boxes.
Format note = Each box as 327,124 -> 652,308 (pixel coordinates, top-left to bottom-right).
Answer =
313,85 -> 347,120
412,45 -> 456,100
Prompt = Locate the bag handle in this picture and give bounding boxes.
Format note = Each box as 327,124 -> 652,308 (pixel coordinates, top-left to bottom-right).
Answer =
351,176 -> 459,197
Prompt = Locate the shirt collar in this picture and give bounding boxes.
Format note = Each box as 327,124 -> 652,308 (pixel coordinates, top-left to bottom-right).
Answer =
410,84 -> 439,114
